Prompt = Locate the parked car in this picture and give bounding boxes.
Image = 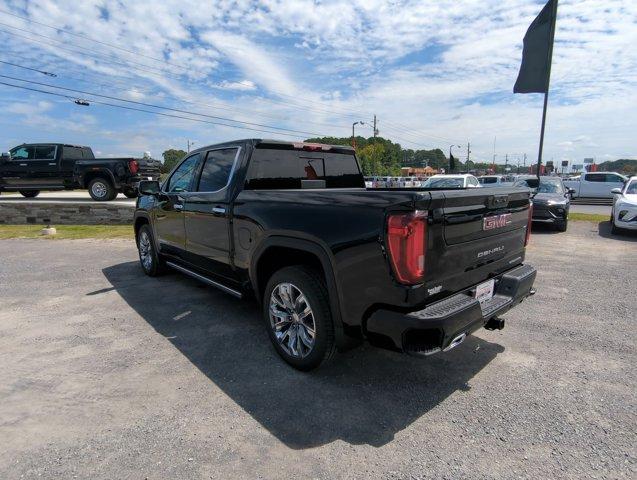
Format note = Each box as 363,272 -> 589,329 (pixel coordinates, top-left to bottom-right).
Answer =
514,176 -> 572,231
134,139 -> 536,370
478,175 -> 512,187
0,143 -> 161,200
562,172 -> 627,199
610,177 -> 637,234
421,174 -> 481,189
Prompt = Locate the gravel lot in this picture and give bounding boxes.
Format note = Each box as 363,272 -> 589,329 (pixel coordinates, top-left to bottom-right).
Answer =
0,222 -> 635,479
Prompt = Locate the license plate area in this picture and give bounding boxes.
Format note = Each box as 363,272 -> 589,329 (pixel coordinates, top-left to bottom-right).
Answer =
475,279 -> 495,304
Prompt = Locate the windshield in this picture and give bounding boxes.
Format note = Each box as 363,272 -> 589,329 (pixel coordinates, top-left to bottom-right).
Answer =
422,177 -> 464,189
515,178 -> 564,193
626,181 -> 637,194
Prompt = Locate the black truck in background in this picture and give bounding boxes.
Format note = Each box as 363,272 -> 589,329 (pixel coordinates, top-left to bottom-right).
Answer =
0,143 -> 161,201
133,139 -> 537,371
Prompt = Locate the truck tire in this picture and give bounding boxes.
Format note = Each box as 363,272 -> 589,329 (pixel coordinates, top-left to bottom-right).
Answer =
19,190 -> 40,198
88,177 -> 116,201
136,224 -> 166,276
263,265 -> 336,371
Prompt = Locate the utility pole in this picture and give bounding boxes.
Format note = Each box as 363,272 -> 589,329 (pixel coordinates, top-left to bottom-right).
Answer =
373,115 -> 378,138
523,153 -> 527,172
466,142 -> 471,164
187,140 -> 195,153
352,121 -> 364,149
505,154 -> 508,173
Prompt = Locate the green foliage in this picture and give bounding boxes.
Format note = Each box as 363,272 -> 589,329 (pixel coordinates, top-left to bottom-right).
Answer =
161,149 -> 187,174
596,159 -> 637,175
304,136 -> 447,175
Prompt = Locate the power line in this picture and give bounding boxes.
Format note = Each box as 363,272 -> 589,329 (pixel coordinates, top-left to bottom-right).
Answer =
0,12 -> 375,119
0,80 -> 315,139
0,59 -> 56,76
0,73 -> 330,137
0,8 -> 188,70
0,27 -> 184,79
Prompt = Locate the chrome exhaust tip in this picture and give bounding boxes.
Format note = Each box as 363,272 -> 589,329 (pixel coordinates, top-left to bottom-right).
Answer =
443,332 -> 467,352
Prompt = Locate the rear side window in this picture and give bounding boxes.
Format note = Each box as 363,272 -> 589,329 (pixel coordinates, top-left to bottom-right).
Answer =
480,177 -> 497,184
63,147 -> 84,160
34,145 -> 56,159
245,148 -> 364,189
197,148 -> 238,192
585,174 -> 603,182
82,148 -> 95,159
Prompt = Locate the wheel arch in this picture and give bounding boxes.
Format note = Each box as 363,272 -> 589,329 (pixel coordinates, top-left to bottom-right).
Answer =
251,235 -> 346,346
81,169 -> 117,189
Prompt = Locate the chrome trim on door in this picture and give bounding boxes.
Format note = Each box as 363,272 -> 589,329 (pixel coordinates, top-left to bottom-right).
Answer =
165,261 -> 242,298
212,206 -> 226,214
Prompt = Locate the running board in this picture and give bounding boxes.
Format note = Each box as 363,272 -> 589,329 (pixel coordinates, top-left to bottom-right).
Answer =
165,261 -> 243,299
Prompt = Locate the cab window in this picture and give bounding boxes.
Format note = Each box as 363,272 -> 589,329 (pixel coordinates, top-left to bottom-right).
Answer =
197,148 -> 238,192
34,145 -> 56,160
166,154 -> 200,192
9,146 -> 34,159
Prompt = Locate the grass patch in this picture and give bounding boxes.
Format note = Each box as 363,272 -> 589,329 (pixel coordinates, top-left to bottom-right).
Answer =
0,225 -> 134,240
568,213 -> 609,223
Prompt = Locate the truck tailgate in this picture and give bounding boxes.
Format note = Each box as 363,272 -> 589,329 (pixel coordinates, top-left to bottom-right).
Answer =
441,188 -> 530,245
412,187 -> 531,299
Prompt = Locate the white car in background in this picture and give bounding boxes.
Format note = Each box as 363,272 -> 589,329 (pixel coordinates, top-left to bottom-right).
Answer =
478,175 -> 513,187
422,174 -> 481,189
611,177 -> 637,234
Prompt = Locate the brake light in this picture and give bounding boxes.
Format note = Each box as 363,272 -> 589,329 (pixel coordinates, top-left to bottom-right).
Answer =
128,159 -> 139,174
525,202 -> 533,246
386,211 -> 427,284
293,142 -> 330,152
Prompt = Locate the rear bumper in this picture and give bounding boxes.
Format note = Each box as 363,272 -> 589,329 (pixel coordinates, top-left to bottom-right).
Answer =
365,264 -> 537,355
124,173 -> 160,188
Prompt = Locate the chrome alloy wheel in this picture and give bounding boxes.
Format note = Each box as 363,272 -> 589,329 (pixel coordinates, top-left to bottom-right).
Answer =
138,230 -> 153,271
269,283 -> 316,358
91,181 -> 107,199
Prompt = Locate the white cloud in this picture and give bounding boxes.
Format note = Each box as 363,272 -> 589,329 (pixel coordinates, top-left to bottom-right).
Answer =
0,0 -> 634,162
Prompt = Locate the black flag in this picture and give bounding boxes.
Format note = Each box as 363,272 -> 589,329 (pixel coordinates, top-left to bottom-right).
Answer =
514,0 -> 558,94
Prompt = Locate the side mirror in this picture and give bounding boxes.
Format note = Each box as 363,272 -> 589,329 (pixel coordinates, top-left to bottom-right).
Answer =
138,180 -> 160,195
610,188 -> 622,195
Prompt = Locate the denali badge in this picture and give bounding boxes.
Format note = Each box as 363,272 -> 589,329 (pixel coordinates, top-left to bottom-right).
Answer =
483,213 -> 512,230
477,246 -> 505,258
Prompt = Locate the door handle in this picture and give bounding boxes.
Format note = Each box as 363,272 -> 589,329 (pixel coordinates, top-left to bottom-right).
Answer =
48,163 -> 56,166
212,206 -> 226,214
174,204 -> 184,211
19,163 -> 27,166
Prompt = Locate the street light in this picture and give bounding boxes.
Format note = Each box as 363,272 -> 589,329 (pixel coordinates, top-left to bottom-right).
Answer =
449,144 -> 461,173
352,121 -> 365,149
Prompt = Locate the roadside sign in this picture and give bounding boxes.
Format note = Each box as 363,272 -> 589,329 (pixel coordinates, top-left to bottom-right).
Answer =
561,160 -> 569,167
584,158 -> 594,164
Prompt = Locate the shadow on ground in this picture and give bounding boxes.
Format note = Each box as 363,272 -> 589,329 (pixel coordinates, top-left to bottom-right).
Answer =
102,261 -> 503,449
597,221 -> 637,242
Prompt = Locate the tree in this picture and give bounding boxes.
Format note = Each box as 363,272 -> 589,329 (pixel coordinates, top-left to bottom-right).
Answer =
161,149 -> 187,174
357,142 -> 386,175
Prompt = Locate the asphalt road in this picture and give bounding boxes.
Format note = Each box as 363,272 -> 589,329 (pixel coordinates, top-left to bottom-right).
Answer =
0,222 -> 635,479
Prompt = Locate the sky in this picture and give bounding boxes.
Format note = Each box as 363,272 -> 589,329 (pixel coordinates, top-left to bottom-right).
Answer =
0,0 -> 635,169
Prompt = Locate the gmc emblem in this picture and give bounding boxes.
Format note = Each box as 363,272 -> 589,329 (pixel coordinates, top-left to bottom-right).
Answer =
483,213 -> 512,230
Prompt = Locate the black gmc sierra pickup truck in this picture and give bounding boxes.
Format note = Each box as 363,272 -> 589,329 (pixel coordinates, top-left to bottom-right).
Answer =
0,143 -> 161,200
134,139 -> 536,370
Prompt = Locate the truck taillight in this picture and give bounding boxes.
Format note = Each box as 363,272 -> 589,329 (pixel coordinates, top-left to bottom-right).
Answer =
525,203 -> 533,246
386,211 -> 427,285
128,159 -> 139,174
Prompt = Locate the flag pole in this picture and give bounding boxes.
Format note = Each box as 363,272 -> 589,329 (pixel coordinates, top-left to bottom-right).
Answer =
536,0 -> 558,180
